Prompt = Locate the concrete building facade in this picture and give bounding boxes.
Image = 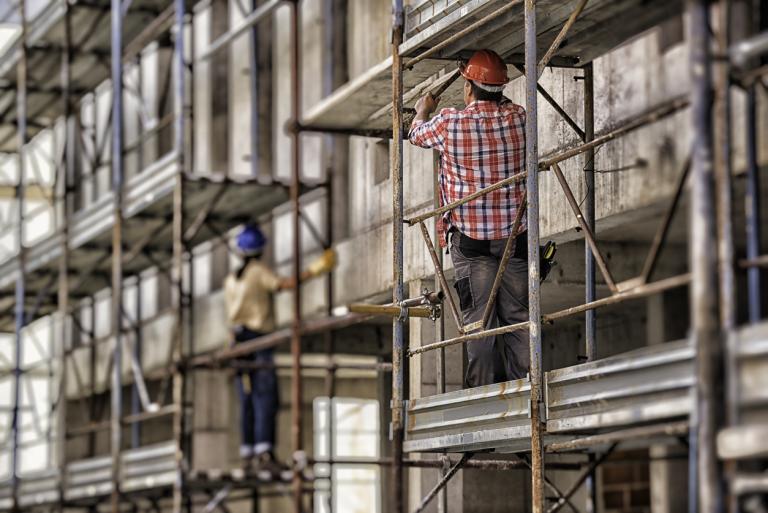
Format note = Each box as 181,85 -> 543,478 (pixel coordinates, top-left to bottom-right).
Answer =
0,0 -> 766,512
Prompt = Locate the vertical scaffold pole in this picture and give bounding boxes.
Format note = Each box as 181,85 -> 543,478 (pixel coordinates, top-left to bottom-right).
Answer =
714,0 -> 735,337
687,1 -> 723,512
745,83 -> 760,323
172,0 -> 187,511
582,62 -> 598,513
248,0 -> 260,179
110,0 -> 125,511
289,1 -> 304,511
58,0 -> 74,505
524,2 -> 544,512
583,62 -> 596,361
713,6 -> 738,511
391,0 -> 405,512
11,2 -> 28,510
433,149 -> 447,513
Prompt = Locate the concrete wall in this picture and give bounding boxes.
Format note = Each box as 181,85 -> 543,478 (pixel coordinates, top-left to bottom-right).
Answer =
5,0 -> 765,511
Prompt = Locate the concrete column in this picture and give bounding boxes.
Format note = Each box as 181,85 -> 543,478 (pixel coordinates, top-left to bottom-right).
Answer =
646,292 -> 689,513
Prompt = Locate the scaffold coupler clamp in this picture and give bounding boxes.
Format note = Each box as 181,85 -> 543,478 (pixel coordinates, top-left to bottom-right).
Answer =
292,450 -> 308,472
400,288 -> 444,321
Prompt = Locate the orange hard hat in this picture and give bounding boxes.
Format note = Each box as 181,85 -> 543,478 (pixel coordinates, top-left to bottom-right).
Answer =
459,49 -> 509,85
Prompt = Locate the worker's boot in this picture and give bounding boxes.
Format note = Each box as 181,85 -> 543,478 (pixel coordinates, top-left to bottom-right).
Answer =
255,451 -> 291,482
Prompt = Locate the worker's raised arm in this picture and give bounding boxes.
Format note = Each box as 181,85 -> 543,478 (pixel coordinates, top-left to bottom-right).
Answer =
408,93 -> 447,151
276,248 -> 337,290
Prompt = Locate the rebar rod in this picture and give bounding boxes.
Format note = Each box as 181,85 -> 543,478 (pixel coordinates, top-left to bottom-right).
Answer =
537,0 -> 588,77
551,163 -> 617,293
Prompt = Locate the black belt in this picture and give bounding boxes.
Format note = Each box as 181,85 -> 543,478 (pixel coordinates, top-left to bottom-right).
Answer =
450,228 -> 528,259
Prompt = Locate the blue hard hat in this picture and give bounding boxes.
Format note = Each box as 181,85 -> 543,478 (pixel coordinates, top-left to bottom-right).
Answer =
236,224 -> 267,255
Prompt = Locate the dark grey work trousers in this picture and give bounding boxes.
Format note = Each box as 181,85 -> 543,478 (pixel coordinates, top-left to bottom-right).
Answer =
450,230 -> 530,388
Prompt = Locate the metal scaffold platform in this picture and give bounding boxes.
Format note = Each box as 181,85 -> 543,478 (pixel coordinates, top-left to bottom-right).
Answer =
302,0 -> 683,133
404,340 -> 694,454
0,0 -> 766,511
0,0 -> 171,152
0,157 -> 287,329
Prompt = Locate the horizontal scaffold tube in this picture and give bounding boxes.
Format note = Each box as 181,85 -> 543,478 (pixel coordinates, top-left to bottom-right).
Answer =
310,457 -> 582,471
408,274 -> 691,357
406,96 -> 689,226
546,421 -> 689,452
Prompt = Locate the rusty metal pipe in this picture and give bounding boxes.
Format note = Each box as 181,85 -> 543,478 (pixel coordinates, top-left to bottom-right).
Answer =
409,274 -> 690,356
471,195 -> 527,333
348,303 -> 435,318
547,444 -> 617,513
407,171 -> 528,225
418,221 -> 464,330
537,0 -> 589,77
525,1 -> 545,511
109,1 -> 125,511
551,163 -> 617,293
407,97 -> 688,228
390,2 -> 406,512
289,1 -> 304,511
414,453 -> 471,513
405,1 -> 523,69
687,1 -> 723,510
547,421 -> 689,452
640,156 -> 690,283
540,96 -> 689,170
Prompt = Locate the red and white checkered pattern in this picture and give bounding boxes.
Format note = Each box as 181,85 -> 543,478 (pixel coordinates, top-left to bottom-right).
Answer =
409,100 -> 527,246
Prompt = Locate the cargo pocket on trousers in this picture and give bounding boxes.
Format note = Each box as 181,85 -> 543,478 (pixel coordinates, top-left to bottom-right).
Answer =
454,276 -> 474,311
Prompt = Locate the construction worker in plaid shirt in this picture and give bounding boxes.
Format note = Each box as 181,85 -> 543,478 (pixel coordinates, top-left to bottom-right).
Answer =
409,49 -> 531,388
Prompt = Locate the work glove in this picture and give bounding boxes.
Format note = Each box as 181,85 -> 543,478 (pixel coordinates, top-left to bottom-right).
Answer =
540,241 -> 557,283
307,248 -> 337,276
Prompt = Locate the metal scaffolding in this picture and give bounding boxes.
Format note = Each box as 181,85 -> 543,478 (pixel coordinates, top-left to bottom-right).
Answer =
0,0 -> 766,513
378,0 -> 767,512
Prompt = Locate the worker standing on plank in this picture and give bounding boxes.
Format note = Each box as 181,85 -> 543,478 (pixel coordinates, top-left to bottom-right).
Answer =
224,223 -> 335,478
409,49 -> 536,388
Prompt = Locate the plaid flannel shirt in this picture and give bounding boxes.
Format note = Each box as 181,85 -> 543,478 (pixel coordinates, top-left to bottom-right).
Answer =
409,99 -> 527,247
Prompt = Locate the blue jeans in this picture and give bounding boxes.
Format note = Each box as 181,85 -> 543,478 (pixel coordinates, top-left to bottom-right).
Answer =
234,327 -> 278,456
